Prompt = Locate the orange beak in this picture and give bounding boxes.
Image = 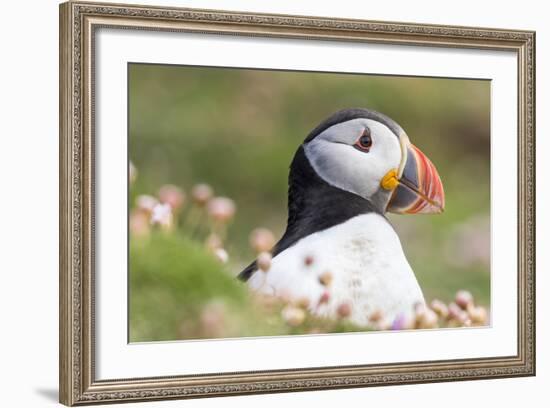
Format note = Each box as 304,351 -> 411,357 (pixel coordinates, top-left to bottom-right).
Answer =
385,142 -> 445,214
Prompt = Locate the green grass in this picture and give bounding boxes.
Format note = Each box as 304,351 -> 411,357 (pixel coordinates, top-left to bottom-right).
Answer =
128,64 -> 491,341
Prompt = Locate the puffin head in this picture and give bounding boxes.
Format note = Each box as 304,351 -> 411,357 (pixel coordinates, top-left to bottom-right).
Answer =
302,108 -> 445,214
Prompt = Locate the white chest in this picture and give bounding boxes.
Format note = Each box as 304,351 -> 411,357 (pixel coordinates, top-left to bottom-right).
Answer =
247,213 -> 424,326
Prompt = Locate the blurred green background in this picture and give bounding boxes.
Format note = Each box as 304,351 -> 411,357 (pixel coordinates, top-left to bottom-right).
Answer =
129,63 -> 490,342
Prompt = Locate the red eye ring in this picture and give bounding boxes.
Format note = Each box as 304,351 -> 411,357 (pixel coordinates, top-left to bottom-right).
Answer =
354,128 -> 372,152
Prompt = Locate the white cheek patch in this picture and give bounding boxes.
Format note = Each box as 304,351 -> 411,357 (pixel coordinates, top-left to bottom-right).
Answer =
304,119 -> 402,199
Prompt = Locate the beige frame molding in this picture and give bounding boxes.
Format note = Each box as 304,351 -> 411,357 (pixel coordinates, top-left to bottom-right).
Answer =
59,1 -> 536,405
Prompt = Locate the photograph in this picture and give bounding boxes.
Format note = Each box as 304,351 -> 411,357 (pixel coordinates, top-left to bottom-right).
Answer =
57,2 -> 535,404
128,63 -> 491,342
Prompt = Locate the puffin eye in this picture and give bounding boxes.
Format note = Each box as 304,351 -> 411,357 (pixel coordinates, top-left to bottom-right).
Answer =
354,128 -> 372,152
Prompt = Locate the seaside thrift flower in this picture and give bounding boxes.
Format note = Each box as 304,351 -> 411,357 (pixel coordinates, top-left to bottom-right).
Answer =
213,248 -> 229,263
158,184 -> 185,211
391,313 -> 412,330
430,299 -> 449,319
337,302 -> 352,318
136,195 -> 158,213
447,302 -> 462,320
416,308 -> 438,329
468,306 -> 488,326
150,203 -> 173,228
257,252 -> 272,272
455,290 -> 474,310
318,291 -> 330,305
319,271 -> 333,286
191,183 -> 214,207
281,305 -> 306,327
369,309 -> 383,323
249,228 -> 276,254
447,302 -> 470,326
207,197 -> 236,224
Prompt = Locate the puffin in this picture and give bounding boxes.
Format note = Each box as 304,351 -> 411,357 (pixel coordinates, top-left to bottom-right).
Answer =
238,108 -> 445,327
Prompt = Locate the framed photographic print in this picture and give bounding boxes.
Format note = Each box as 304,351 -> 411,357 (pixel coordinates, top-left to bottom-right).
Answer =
59,1 -> 535,405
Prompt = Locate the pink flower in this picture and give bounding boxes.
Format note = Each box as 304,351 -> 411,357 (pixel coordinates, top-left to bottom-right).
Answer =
213,248 -> 229,263
158,184 -> 185,211
391,313 -> 412,330
207,197 -> 236,224
150,203 -> 173,228
249,228 -> 276,253
191,183 -> 214,207
455,290 -> 474,310
136,195 -> 158,213
337,302 -> 352,318
281,305 -> 306,326
257,252 -> 272,272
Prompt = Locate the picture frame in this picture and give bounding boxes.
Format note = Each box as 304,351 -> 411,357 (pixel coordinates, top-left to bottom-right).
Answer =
59,1 -> 535,405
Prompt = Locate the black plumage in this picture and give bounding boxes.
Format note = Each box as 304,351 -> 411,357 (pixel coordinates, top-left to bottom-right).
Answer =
238,146 -> 378,281
238,108 -> 398,281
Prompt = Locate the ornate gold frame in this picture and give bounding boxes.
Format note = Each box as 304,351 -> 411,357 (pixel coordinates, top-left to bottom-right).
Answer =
59,1 -> 535,405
